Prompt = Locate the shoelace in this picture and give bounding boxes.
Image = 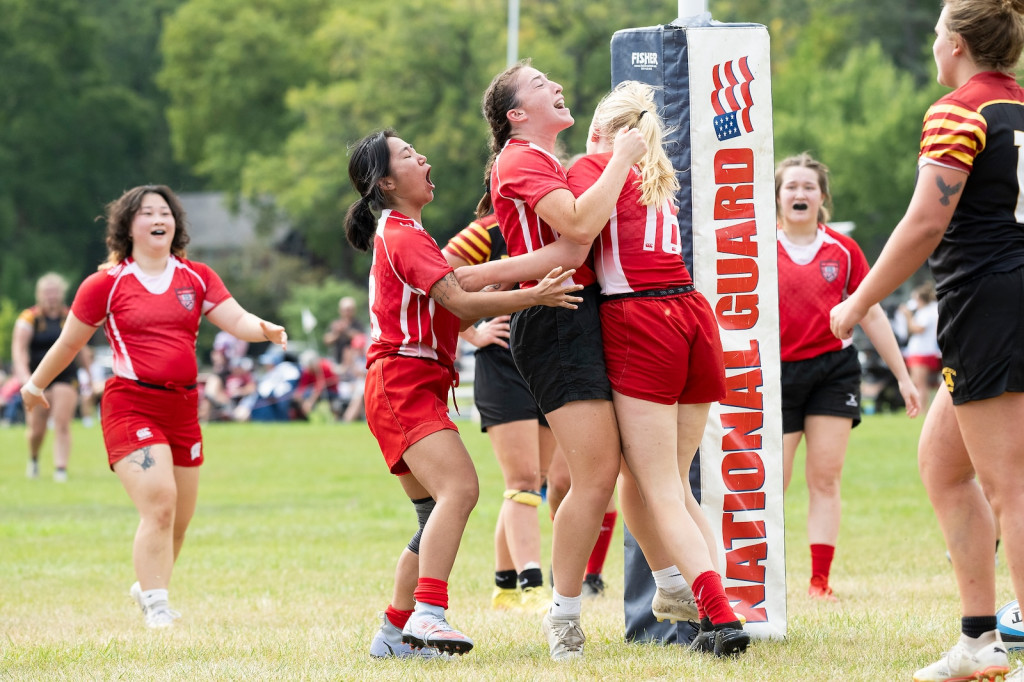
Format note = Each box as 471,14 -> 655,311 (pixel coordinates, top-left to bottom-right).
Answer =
551,621 -> 584,650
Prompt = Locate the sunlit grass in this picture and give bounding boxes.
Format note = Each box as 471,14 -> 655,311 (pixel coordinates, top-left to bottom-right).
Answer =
0,414 -> 1017,680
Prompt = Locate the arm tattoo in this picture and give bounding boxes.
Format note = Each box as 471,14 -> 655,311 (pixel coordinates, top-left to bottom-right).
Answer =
126,446 -> 155,470
432,272 -> 459,307
935,175 -> 963,206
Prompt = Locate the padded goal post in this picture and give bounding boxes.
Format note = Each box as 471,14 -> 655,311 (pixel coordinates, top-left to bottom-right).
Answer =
611,16 -> 786,641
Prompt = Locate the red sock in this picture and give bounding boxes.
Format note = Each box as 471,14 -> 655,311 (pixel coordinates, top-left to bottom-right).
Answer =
692,570 -> 736,626
385,605 -> 413,629
587,511 -> 617,575
810,544 -> 835,580
413,577 -> 449,609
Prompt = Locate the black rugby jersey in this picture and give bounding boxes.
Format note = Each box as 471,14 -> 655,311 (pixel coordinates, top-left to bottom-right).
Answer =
920,71 -> 1024,295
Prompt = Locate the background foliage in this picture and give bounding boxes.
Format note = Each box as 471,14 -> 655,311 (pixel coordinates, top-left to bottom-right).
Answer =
0,0 -> 980,362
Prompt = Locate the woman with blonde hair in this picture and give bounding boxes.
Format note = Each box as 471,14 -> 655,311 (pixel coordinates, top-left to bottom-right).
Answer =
567,80 -> 750,656
13,272 -> 79,481
831,1 -> 1024,679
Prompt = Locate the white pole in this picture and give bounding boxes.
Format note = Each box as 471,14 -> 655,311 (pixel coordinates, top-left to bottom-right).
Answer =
678,0 -> 708,18
507,0 -> 519,67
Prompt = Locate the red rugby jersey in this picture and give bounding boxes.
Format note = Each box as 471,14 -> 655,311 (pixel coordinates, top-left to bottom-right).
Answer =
777,224 -> 868,362
365,209 -> 460,371
490,139 -> 596,288
567,151 -> 692,294
71,256 -> 230,385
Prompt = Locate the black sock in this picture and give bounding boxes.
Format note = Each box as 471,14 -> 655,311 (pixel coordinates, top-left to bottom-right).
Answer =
518,567 -> 543,589
495,570 -> 517,590
962,615 -> 997,639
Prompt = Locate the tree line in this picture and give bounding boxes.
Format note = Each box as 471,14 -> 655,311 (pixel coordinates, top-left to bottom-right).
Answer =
0,0 -> 962,359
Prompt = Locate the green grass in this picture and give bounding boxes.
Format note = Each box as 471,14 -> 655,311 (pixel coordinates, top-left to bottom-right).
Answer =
0,414 -> 1016,680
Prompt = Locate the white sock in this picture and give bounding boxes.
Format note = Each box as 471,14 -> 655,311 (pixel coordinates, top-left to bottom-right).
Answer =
413,601 -> 444,618
652,566 -> 688,592
961,630 -> 999,650
550,589 -> 582,619
141,588 -> 169,609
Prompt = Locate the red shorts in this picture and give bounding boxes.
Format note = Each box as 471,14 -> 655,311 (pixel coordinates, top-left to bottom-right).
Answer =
364,355 -> 458,475
600,292 -> 727,405
101,377 -> 203,470
905,354 -> 942,373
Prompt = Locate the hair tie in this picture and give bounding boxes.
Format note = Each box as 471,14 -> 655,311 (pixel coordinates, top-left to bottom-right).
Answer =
633,109 -> 648,129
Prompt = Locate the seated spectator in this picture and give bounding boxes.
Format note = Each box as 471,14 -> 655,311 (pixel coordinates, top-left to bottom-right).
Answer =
295,350 -> 341,421
233,348 -> 301,422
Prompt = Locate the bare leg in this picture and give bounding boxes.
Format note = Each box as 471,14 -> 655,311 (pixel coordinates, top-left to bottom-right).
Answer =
402,430 -> 479,582
918,389 -> 996,617
489,420 -> 544,572
544,400 -> 621,599
955,392 -> 1024,615
114,445 -> 178,590
802,415 -> 852,546
47,383 -> 77,471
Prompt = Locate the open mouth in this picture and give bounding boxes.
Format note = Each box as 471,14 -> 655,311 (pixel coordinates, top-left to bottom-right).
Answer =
151,229 -> 166,236
792,203 -> 808,211
426,167 -> 434,190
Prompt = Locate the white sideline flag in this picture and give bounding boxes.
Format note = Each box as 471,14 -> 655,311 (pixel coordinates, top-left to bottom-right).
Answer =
301,308 -> 317,334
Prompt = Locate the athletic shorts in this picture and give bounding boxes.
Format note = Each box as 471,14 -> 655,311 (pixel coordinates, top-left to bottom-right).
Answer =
364,354 -> 458,476
509,285 -> 612,414
780,345 -> 861,433
905,354 -> 942,373
101,377 -> 203,470
600,291 -> 726,405
938,267 -> 1024,405
473,345 -> 547,431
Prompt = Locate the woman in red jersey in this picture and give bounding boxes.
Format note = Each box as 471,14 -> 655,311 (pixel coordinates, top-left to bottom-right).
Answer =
21,185 -> 288,629
343,128 -> 582,658
471,60 -> 647,661
566,80 -> 750,657
831,2 -> 1024,679
776,154 -> 919,602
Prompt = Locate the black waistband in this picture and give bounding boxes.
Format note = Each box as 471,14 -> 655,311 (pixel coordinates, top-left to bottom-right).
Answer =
135,379 -> 198,392
600,284 -> 695,302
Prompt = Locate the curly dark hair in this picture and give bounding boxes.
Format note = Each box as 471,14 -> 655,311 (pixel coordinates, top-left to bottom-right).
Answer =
101,185 -> 190,268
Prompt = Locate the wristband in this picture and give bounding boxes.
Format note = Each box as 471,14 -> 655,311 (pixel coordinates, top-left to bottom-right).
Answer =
24,380 -> 43,397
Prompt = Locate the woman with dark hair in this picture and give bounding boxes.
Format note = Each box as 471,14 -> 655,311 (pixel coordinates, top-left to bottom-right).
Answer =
345,129 -> 582,658
466,60 -> 648,661
831,1 -> 1024,678
21,184 -> 288,629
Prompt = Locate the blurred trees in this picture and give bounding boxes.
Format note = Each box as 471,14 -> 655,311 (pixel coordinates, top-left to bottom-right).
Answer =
0,0 -> 990,362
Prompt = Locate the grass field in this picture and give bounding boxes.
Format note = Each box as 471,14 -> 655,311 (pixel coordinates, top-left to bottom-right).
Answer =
0,412 -> 1018,680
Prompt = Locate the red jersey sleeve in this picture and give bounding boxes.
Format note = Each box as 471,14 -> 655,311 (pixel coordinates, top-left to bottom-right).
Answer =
565,154 -> 605,197
384,221 -> 454,295
496,143 -> 569,209
186,260 -> 232,313
71,269 -> 118,327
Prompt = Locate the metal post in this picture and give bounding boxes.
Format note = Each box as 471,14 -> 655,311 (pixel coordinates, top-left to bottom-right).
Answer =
678,0 -> 708,18
507,0 -> 519,67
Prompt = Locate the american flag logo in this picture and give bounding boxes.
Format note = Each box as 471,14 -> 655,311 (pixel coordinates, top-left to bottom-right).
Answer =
711,56 -> 755,141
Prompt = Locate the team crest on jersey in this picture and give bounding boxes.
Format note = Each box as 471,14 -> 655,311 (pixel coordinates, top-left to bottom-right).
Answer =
820,261 -> 840,283
175,286 -> 197,311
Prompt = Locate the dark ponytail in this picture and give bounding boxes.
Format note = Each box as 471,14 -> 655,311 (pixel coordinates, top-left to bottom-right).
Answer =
478,60 -> 529,218
344,128 -> 395,252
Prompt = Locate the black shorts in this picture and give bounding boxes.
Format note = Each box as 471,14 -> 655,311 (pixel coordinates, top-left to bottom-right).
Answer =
938,267 -> 1024,405
510,284 -> 612,414
781,345 -> 862,434
473,345 -> 547,431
